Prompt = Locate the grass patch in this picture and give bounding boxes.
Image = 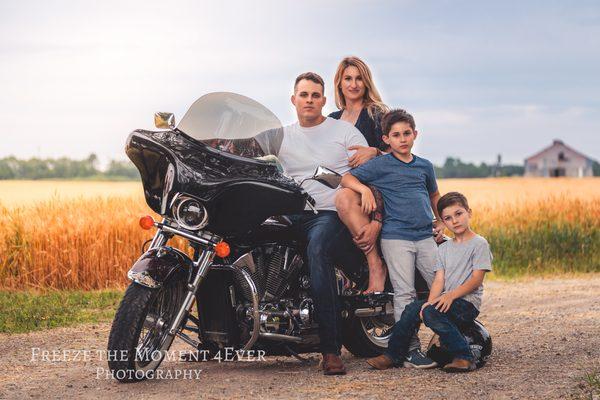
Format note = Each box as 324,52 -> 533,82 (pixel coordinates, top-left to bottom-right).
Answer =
571,370 -> 600,399
484,224 -> 600,277
485,271 -> 600,282
0,289 -> 123,334
583,371 -> 600,398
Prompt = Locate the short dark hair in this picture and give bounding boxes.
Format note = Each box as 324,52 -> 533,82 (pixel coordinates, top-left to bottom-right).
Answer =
437,192 -> 471,217
294,72 -> 325,94
381,108 -> 416,135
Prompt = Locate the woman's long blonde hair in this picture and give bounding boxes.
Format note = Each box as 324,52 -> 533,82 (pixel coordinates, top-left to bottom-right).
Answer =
333,56 -> 388,119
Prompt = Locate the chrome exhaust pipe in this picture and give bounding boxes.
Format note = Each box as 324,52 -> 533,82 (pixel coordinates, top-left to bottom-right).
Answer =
354,306 -> 394,318
259,332 -> 303,343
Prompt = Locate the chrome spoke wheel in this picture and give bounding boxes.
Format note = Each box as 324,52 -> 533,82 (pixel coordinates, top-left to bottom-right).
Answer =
134,281 -> 185,371
359,314 -> 395,348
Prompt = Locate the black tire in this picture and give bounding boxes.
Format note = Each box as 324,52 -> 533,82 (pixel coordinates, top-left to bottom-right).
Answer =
342,310 -> 395,357
107,280 -> 186,382
342,269 -> 395,357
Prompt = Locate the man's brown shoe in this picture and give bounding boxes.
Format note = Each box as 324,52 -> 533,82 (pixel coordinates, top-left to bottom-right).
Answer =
443,358 -> 476,373
366,354 -> 394,370
322,353 -> 347,375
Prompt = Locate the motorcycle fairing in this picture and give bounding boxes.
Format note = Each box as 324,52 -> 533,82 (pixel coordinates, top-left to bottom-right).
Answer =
127,246 -> 193,288
126,129 -> 307,235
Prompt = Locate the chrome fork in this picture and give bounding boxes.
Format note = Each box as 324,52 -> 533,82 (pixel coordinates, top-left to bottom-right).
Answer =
148,222 -> 168,249
168,249 -> 214,336
153,248 -> 214,353
146,225 -> 217,353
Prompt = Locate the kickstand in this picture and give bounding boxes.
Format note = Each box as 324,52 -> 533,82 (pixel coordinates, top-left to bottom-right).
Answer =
284,345 -> 309,363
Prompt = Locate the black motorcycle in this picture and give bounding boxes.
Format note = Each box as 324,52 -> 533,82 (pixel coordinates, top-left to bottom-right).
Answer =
107,93 -> 402,381
107,92 -> 490,382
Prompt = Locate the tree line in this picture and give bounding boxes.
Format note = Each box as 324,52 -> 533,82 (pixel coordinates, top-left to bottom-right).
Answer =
1,154 -> 597,180
434,157 -> 524,178
0,154 -> 139,180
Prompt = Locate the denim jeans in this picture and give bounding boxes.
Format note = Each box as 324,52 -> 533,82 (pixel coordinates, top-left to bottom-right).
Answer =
286,211 -> 353,355
385,298 -> 479,363
384,299 -> 427,364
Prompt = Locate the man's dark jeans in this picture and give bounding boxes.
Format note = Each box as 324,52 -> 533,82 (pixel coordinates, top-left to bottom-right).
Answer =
385,298 -> 479,364
287,210 -> 357,355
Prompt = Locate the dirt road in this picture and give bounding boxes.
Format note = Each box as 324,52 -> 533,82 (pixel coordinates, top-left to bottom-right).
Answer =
1,277 -> 599,399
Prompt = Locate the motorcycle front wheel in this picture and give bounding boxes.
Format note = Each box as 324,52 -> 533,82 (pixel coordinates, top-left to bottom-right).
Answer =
107,279 -> 186,382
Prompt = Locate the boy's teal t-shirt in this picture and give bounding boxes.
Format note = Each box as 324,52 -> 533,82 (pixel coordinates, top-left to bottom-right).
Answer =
350,153 -> 438,241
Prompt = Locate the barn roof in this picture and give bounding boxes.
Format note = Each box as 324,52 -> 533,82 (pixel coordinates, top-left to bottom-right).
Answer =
525,139 -> 594,162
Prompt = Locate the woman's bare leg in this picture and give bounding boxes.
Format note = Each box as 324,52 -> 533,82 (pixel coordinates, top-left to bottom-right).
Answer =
335,188 -> 386,293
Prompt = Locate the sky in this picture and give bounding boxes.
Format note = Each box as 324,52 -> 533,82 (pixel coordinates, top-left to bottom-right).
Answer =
1,0 -> 599,166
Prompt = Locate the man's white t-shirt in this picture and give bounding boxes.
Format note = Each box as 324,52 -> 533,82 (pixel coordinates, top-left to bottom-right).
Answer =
273,117 -> 367,211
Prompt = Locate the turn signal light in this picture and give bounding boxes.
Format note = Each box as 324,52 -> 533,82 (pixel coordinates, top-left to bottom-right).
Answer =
215,241 -> 230,258
139,215 -> 155,230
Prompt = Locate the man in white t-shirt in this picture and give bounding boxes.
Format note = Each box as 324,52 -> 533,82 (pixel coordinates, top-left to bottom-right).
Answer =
256,73 -> 367,375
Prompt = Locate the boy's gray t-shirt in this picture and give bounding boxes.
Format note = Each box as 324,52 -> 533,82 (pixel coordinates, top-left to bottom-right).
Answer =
434,235 -> 493,310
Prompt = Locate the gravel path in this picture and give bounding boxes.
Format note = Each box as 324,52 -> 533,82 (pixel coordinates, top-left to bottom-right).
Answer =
1,277 -> 599,400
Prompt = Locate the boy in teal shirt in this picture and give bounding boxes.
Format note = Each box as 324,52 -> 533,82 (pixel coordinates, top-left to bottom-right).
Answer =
340,109 -> 443,367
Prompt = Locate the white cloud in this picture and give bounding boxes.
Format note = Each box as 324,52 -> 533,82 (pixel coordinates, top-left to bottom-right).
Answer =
0,0 -> 598,166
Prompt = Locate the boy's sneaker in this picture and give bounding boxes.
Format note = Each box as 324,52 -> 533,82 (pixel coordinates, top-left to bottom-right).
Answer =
442,358 -> 476,373
403,349 -> 438,369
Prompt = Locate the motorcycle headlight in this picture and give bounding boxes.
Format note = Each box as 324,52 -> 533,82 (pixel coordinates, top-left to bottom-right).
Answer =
173,196 -> 208,230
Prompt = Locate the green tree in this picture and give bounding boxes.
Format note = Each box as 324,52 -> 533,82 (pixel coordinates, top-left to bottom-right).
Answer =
0,159 -> 15,179
105,160 -> 140,179
592,161 -> 600,176
435,157 -> 522,178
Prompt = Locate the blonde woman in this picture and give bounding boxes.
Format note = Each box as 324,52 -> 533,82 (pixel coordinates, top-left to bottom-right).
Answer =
332,56 -> 389,293
329,56 -> 389,167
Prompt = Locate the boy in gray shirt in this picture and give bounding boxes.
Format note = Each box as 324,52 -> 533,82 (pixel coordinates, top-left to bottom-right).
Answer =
367,192 -> 493,372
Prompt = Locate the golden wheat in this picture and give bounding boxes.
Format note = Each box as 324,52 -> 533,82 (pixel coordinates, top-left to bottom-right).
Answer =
0,180 -> 141,208
0,178 -> 598,289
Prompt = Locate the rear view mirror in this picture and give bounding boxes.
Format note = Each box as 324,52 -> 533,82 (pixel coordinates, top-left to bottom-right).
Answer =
312,166 -> 342,189
154,112 -> 176,129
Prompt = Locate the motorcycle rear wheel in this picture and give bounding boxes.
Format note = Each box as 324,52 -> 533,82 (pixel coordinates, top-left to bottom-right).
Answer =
107,280 -> 186,382
342,312 -> 395,357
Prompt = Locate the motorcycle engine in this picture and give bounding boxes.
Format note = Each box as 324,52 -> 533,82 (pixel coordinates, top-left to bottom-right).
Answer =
232,245 -> 319,335
258,298 -> 315,334
233,245 -> 303,302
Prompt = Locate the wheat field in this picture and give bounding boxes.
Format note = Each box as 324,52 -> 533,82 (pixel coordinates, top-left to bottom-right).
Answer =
0,180 -> 142,207
1,178 -> 599,207
0,178 -> 599,289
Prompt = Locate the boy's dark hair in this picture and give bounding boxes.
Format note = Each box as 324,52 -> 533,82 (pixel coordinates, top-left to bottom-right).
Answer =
294,72 -> 325,93
381,108 -> 416,135
437,192 -> 471,216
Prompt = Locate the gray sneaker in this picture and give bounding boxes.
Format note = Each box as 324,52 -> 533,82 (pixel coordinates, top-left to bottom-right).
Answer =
403,349 -> 438,369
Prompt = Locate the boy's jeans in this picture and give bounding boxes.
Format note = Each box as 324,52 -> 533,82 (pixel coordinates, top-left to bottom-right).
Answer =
381,237 -> 436,351
384,298 -> 479,364
422,298 -> 479,362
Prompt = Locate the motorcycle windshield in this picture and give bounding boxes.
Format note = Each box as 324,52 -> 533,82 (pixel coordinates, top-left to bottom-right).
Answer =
177,92 -> 283,158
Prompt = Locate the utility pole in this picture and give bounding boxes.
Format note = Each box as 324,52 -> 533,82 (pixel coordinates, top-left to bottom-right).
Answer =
493,154 -> 502,177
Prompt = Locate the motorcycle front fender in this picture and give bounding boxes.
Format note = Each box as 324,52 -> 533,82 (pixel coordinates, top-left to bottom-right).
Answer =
127,246 -> 193,289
